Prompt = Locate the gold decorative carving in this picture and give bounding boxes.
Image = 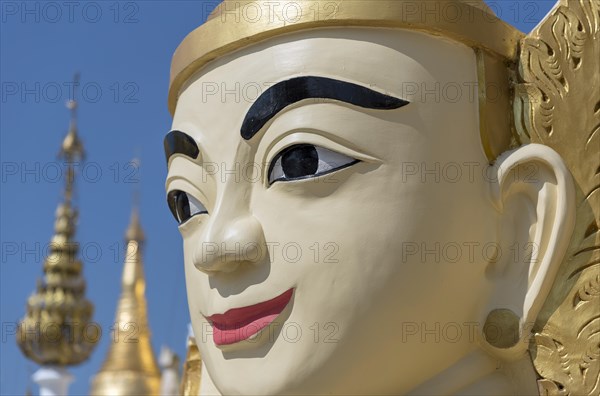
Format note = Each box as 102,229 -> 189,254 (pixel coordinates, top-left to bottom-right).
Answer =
514,1 -> 600,394
180,335 -> 202,396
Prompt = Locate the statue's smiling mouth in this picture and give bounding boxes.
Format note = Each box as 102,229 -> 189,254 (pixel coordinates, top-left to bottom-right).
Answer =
207,289 -> 294,346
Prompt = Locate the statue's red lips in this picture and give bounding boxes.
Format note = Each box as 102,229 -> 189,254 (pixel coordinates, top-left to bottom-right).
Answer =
207,288 -> 294,346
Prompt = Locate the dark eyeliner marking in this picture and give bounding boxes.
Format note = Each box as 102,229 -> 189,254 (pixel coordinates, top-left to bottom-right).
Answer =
241,76 -> 409,140
167,190 -> 181,222
270,160 -> 360,185
268,144 -> 360,185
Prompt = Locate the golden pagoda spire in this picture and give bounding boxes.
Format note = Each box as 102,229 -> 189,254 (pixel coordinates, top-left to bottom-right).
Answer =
17,72 -> 98,366
90,199 -> 161,395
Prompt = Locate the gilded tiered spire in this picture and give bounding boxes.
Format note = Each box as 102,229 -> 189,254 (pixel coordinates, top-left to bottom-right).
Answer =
90,205 -> 161,395
17,73 -> 98,366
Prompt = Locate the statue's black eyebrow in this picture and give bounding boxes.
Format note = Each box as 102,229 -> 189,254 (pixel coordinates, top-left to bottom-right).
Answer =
241,76 -> 409,140
164,130 -> 199,165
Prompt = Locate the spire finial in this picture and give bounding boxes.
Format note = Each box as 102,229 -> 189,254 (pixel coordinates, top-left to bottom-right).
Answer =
126,154 -> 145,242
125,204 -> 145,243
132,153 -> 141,210
66,72 -> 79,126
60,72 -> 85,162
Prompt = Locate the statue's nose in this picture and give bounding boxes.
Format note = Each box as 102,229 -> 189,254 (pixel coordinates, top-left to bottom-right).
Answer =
192,214 -> 267,274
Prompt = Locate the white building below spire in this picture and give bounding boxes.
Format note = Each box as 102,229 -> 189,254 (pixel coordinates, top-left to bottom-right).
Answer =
32,367 -> 74,396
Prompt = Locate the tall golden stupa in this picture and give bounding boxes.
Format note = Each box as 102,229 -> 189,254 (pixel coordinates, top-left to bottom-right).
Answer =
90,205 -> 162,395
17,73 -> 98,367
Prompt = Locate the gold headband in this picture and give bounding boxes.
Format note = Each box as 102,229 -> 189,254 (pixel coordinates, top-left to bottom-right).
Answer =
169,0 -> 524,160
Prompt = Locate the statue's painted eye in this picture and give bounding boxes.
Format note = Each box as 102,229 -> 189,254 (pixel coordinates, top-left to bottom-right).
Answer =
167,190 -> 208,224
268,144 -> 359,185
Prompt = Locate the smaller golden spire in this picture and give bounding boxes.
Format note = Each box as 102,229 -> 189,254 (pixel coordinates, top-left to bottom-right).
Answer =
90,197 -> 161,396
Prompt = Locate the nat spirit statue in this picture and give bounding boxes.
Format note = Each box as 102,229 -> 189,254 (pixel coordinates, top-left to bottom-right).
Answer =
163,1 -> 599,394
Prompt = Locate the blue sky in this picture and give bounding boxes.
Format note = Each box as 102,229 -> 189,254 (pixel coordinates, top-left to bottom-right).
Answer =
1,1 -> 556,395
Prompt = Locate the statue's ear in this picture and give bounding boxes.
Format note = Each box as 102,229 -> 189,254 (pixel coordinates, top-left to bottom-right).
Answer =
482,144 -> 576,360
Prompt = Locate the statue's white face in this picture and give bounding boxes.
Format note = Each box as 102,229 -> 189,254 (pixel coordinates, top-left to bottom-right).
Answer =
167,28 -> 497,394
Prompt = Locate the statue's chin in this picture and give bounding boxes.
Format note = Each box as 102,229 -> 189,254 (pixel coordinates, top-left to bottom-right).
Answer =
202,323 -> 542,396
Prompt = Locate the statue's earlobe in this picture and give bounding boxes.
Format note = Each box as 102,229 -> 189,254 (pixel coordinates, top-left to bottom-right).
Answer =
482,144 -> 576,360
